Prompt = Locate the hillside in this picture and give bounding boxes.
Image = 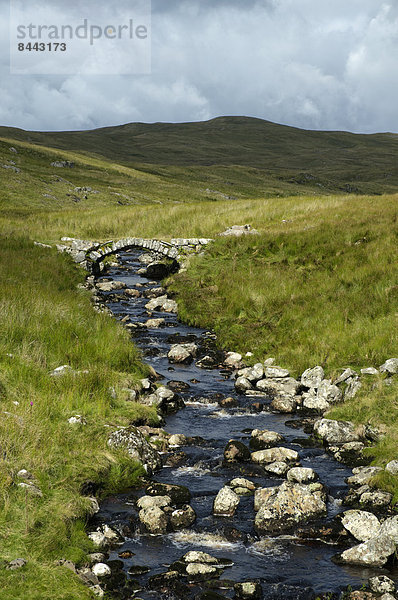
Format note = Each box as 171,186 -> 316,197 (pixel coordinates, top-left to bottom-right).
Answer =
1,117 -> 398,208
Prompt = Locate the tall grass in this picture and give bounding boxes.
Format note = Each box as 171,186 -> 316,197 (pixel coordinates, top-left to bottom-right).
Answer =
0,236 -> 157,599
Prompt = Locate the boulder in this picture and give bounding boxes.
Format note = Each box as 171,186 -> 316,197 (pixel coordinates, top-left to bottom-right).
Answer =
137,495 -> 172,510
263,366 -> 290,378
270,395 -> 297,413
263,461 -> 290,476
380,516 -> 398,544
170,505 -> 196,529
145,318 -> 165,328
301,366 -> 324,388
250,429 -> 284,450
139,506 -> 168,534
146,482 -> 191,505
224,440 -> 251,462
234,581 -> 262,599
251,447 -> 298,465
124,288 -> 141,298
96,281 -> 126,292
224,352 -> 243,367
361,368 -> 379,375
183,551 -> 218,564
168,433 -> 187,447
218,224 -> 259,237
229,478 -> 256,495
107,426 -> 162,473
186,562 -> 217,579
341,510 -> 381,541
338,534 -> 396,567
345,378 -> 362,399
302,391 -> 330,413
256,377 -> 300,397
385,460 -> 398,475
347,466 -> 383,487
368,576 -> 396,594
213,486 -> 240,516
6,558 -> 27,570
92,563 -> 111,577
334,368 -> 358,385
168,343 -> 197,364
359,490 -> 392,509
235,377 -> 253,393
145,295 -> 178,313
237,363 -> 264,382
379,358 -> 398,375
313,418 -> 360,445
254,482 -> 327,534
287,467 -> 318,484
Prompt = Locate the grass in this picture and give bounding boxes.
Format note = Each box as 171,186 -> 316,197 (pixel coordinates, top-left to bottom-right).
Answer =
168,195 -> 398,374
0,236 -> 159,599
0,118 -> 397,596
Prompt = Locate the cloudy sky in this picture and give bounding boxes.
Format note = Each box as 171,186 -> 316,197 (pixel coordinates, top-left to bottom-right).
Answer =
1,0 -> 398,132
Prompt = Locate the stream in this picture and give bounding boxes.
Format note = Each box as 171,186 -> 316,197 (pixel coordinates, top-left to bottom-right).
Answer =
91,248 -> 397,600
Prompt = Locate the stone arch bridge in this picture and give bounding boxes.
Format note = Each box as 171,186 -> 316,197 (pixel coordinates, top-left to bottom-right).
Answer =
56,236 -> 213,275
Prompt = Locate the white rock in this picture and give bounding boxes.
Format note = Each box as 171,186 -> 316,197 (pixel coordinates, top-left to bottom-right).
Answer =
50,365 -> 73,377
380,516 -> 398,544
89,585 -> 104,598
334,368 -> 358,385
385,460 -> 398,475
339,534 -> 396,567
251,447 -> 298,465
361,367 -> 379,375
341,510 -> 381,541
168,343 -> 197,364
224,352 -> 242,367
137,495 -> 172,510
92,563 -> 111,577
379,358 -> 398,375
301,366 -> 324,388
313,418 -> 360,445
68,415 -> 87,425
264,461 -> 290,476
168,434 -> 187,447
213,486 -> 240,516
368,575 -> 396,594
183,551 -> 218,564
287,467 -> 317,484
263,366 -> 290,378
347,466 -> 383,486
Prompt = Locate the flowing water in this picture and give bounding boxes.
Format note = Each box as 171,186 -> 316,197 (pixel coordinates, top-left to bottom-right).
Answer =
92,249 -> 397,599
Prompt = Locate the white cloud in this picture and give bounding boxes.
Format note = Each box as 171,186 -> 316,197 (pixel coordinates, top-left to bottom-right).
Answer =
0,0 -> 397,132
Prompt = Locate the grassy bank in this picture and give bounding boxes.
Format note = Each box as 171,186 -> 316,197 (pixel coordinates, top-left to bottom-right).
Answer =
169,195 -> 398,374
0,236 -> 158,599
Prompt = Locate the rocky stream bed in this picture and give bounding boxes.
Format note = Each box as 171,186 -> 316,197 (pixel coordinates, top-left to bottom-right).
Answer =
83,248 -> 398,600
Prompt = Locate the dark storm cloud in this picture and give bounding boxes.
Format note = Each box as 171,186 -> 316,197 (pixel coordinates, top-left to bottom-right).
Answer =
1,0 -> 398,132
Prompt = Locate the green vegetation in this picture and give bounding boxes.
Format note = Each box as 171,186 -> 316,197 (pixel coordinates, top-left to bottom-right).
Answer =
0,236 -> 158,599
2,116 -> 398,212
0,117 -> 397,597
169,195 -> 398,374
